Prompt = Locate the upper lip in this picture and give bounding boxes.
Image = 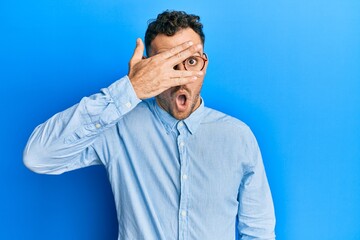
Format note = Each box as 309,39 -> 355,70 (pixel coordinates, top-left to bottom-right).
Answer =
172,86 -> 189,96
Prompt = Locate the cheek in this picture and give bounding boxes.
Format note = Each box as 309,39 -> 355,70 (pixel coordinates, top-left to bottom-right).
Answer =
157,89 -> 172,102
188,77 -> 204,92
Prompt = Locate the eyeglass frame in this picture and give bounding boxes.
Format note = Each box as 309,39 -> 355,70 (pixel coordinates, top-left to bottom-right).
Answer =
181,53 -> 208,71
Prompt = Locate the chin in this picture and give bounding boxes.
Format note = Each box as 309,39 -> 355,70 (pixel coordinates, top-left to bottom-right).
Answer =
170,100 -> 199,120
171,111 -> 191,120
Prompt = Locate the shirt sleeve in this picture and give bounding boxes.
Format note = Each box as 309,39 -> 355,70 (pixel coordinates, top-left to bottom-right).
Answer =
23,76 -> 141,175
237,129 -> 276,239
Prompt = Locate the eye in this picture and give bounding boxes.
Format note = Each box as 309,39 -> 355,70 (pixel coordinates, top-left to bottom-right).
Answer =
186,57 -> 198,66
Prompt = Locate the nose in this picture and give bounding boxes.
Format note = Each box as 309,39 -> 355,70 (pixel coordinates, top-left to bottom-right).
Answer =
173,62 -> 185,70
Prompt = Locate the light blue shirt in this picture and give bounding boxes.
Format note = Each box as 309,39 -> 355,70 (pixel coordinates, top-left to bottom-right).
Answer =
24,76 -> 275,240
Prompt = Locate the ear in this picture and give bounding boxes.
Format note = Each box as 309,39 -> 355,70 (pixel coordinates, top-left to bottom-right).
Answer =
203,53 -> 209,74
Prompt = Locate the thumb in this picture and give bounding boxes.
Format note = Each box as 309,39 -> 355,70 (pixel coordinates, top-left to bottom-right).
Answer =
129,38 -> 144,66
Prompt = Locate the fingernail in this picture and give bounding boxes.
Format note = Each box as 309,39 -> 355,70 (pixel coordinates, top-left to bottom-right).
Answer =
188,41 -> 194,46
193,76 -> 198,80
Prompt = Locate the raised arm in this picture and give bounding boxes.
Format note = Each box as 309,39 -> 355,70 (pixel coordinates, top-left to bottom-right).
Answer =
23,38 -> 203,174
23,76 -> 141,174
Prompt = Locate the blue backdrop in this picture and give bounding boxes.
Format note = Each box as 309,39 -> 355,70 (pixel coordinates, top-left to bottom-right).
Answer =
1,0 -> 359,239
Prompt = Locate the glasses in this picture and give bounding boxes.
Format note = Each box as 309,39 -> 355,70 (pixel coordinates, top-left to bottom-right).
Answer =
181,53 -> 208,71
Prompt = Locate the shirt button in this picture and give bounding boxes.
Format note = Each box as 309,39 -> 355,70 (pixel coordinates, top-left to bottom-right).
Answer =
125,102 -> 132,108
179,142 -> 185,148
181,210 -> 187,217
95,123 -> 101,129
178,122 -> 184,127
182,174 -> 188,180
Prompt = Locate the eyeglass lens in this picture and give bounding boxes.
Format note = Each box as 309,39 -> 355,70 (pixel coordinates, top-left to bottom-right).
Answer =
183,54 -> 207,71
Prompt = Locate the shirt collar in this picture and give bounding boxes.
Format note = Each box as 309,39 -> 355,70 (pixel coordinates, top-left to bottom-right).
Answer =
153,98 -> 205,135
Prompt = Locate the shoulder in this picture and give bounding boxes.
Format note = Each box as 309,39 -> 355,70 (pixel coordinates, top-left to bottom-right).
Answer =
199,107 -> 261,167
201,107 -> 251,132
200,106 -> 258,145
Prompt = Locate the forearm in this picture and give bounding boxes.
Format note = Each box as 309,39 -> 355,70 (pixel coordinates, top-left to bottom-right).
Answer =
23,76 -> 141,174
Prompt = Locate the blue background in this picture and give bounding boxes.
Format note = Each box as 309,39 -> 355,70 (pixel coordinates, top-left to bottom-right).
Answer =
1,0 -> 359,239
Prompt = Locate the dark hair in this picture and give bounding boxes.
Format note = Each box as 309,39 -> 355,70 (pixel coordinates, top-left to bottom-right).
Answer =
145,10 -> 205,56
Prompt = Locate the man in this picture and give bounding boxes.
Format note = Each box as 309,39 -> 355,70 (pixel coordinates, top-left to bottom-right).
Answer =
24,10 -> 275,240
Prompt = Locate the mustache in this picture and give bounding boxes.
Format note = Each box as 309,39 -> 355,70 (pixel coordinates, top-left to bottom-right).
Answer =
170,86 -> 190,96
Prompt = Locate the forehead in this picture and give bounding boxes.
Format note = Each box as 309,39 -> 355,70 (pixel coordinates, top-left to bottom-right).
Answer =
149,28 -> 202,56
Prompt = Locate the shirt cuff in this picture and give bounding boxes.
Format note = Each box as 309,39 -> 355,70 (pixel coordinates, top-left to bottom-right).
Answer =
107,75 -> 142,116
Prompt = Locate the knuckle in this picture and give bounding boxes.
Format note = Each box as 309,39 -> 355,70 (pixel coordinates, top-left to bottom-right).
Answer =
149,57 -> 159,65
190,44 -> 200,52
177,52 -> 182,59
169,47 -> 178,55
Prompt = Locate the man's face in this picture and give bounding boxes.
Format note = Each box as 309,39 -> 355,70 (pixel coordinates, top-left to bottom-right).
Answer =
149,28 -> 208,120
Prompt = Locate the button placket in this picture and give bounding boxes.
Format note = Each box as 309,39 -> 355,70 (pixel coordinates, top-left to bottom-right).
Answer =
177,121 -> 189,240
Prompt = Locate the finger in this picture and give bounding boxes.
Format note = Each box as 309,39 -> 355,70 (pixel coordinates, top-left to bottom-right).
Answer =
155,41 -> 194,60
156,72 -> 201,95
167,44 -> 203,67
162,76 -> 199,89
129,38 -> 144,66
165,75 -> 199,88
161,70 -> 203,88
170,70 -> 204,79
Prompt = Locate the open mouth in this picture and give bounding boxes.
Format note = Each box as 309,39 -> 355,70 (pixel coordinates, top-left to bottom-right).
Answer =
178,94 -> 186,105
175,94 -> 188,111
